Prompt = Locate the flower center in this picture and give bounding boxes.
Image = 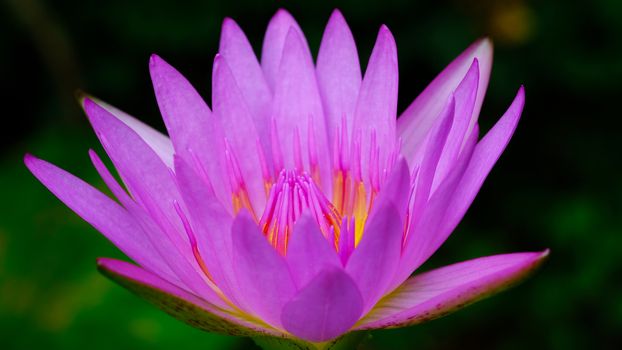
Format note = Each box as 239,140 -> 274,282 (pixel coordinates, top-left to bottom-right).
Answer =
259,170 -> 341,255
223,116 -> 398,256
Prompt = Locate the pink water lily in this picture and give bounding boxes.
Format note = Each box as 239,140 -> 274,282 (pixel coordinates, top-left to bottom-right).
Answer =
25,9 -> 547,347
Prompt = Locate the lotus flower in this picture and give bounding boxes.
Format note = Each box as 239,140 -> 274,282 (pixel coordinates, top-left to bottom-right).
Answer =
25,9 -> 547,348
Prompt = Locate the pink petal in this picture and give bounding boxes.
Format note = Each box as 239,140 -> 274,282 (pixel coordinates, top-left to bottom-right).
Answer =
231,211 -> 297,328
390,129 -> 478,291
97,258 -> 280,336
398,38 -> 492,167
346,204 -> 403,311
88,150 -> 179,284
218,18 -> 272,162
393,87 -> 524,289
281,267 -> 364,342
24,155 -> 170,280
261,9 -> 310,91
286,213 -> 342,288
352,25 -> 399,181
431,87 -> 525,264
368,158 -> 411,225
356,251 -> 548,330
84,96 -> 174,168
270,28 -> 332,192
212,55 -> 266,213
432,59 -> 480,190
83,99 -> 183,243
149,54 -> 231,211
83,99 -> 226,306
316,9 -> 361,143
410,96 -> 455,224
173,156 -> 245,308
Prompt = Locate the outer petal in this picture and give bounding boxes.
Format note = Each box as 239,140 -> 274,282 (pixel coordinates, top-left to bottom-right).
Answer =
83,99 -> 185,248
232,211 -> 297,328
394,87 -> 524,289
261,9 -> 310,90
83,95 -> 174,168
212,55 -> 266,213
149,55 -> 231,211
24,155 -> 169,277
391,126 -> 477,291
271,28 -> 332,192
219,18 -> 272,163
352,25 -> 399,181
286,214 -> 342,288
356,251 -> 548,329
97,258 -> 280,336
398,38 -> 492,167
418,87 -> 525,267
410,96 -> 455,223
346,204 -> 403,311
441,87 -> 525,241
281,267 -> 364,343
432,59 -> 479,190
316,9 -> 361,142
83,99 -> 225,306
88,150 -> 180,285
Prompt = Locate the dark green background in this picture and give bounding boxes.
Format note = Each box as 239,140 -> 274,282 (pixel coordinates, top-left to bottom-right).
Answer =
2,0 -> 620,349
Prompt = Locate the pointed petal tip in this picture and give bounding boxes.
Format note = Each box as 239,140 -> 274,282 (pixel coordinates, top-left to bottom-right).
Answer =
477,36 -> 493,48
378,24 -> 394,39
329,8 -> 345,21
74,89 -> 89,106
538,248 -> 550,260
221,16 -> 235,28
274,8 -> 294,19
149,53 -> 159,64
149,54 -> 169,72
23,153 -> 37,168
220,17 -> 242,39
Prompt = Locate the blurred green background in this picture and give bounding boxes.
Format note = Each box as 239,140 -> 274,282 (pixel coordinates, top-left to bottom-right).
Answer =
1,0 -> 621,349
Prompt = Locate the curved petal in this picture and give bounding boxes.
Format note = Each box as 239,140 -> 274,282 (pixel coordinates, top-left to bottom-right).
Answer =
409,96 -> 455,224
356,251 -> 548,330
281,267 -> 364,342
261,9 -> 310,90
83,99 -> 225,306
271,28 -> 331,192
432,59 -> 479,190
391,127 -> 477,291
24,155 -> 169,277
83,98 -> 185,246
353,25 -> 399,182
440,86 -> 525,241
232,211 -> 297,328
286,214 -> 342,288
81,95 -> 174,168
414,87 -> 525,273
97,258 -> 280,336
368,157 -> 411,226
316,9 -> 361,143
392,89 -> 523,289
398,38 -> 492,167
212,55 -> 266,213
346,204 -> 403,311
149,54 -> 231,211
88,150 -> 180,285
219,18 -> 272,164
173,156 -> 244,308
